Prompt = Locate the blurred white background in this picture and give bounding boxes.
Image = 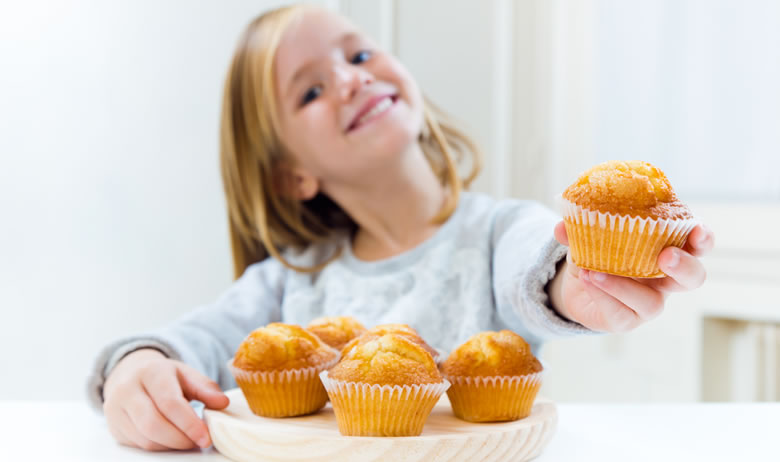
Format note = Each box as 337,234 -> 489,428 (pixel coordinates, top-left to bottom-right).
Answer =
1,0 -> 778,403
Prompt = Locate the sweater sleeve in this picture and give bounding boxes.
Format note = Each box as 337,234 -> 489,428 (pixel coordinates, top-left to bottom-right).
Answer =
491,200 -> 593,346
86,258 -> 286,411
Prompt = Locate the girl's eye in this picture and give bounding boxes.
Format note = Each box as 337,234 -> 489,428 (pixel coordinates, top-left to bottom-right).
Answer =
350,50 -> 372,65
301,86 -> 322,106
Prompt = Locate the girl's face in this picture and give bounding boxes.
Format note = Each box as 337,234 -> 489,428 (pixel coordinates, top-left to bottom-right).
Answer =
273,8 -> 424,195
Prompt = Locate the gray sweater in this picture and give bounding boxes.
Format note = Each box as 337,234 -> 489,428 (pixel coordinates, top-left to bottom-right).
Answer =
87,192 -> 589,409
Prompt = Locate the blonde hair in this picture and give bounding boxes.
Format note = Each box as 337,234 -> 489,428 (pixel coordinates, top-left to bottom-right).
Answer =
220,5 -> 482,278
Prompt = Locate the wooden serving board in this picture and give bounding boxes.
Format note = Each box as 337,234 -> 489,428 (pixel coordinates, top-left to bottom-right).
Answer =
204,388 -> 557,462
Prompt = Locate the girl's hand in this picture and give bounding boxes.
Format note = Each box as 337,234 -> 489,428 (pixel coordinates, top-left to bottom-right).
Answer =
549,222 -> 715,332
102,349 -> 229,451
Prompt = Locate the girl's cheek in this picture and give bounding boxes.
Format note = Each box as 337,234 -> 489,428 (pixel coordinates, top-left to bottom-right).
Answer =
302,107 -> 337,141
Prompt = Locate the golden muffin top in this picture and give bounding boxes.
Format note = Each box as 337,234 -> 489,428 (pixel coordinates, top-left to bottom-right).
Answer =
233,323 -> 339,371
340,323 -> 438,359
306,316 -> 366,350
441,330 -> 543,377
562,160 -> 692,219
328,334 -> 443,386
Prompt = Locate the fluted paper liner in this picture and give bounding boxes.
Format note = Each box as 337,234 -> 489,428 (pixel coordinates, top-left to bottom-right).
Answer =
229,357 -> 339,417
561,198 -> 697,278
443,372 -> 543,422
319,370 -> 450,436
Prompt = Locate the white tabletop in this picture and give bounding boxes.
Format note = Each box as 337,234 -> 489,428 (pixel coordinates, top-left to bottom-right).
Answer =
2,401 -> 779,462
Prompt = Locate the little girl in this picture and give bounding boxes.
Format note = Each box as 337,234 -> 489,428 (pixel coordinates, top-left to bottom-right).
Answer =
89,4 -> 714,451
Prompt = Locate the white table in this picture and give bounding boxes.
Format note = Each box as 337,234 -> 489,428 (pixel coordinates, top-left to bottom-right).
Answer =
2,401 -> 779,461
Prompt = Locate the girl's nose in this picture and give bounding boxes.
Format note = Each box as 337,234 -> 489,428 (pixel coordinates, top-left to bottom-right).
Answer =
333,64 -> 373,102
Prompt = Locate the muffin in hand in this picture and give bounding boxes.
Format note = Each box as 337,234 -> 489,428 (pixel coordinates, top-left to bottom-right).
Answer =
320,333 -> 449,436
229,323 -> 339,417
306,316 -> 366,350
561,160 -> 697,278
441,330 -> 543,422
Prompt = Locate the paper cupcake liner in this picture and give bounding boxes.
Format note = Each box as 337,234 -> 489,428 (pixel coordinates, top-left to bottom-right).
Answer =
442,372 -> 543,422
561,198 -> 697,278
319,370 -> 450,436
228,357 -> 339,418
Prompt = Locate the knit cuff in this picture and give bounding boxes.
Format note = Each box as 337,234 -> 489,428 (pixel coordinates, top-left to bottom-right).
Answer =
514,239 -> 594,339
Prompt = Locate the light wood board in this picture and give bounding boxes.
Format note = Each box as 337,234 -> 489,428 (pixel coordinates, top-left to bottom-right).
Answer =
204,388 -> 557,462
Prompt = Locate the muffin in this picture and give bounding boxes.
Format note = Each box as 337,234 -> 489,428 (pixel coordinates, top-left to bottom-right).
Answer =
441,330 -> 543,422
341,323 -> 440,362
229,323 -> 339,417
306,316 -> 366,350
319,333 -> 450,436
561,160 -> 697,278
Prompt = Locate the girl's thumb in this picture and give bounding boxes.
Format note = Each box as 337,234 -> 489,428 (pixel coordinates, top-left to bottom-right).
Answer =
178,364 -> 230,410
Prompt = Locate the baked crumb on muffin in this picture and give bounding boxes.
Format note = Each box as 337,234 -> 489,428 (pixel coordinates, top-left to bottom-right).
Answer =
441,330 -> 542,377
341,323 -> 439,360
329,333 -> 442,386
562,160 -> 692,219
306,316 -> 366,350
233,322 -> 338,371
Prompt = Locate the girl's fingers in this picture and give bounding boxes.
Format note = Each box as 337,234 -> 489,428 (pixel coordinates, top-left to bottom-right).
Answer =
656,247 -> 707,291
178,364 -> 230,410
572,271 -> 641,332
585,271 -> 666,321
126,394 -> 197,451
682,224 -> 714,257
104,406 -> 135,448
641,275 -> 688,293
564,252 -> 582,279
120,409 -> 169,451
143,369 -> 210,449
554,221 -> 569,246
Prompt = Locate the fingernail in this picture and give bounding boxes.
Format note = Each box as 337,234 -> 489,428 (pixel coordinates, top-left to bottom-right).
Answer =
667,248 -> 680,268
197,436 -> 210,448
580,270 -> 590,282
590,271 -> 606,283
697,224 -> 712,244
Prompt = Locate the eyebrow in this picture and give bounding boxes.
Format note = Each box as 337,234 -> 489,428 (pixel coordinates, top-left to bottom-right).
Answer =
286,32 -> 360,98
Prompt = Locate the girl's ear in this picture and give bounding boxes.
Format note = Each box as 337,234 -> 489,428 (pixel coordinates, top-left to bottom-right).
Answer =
274,162 -> 320,200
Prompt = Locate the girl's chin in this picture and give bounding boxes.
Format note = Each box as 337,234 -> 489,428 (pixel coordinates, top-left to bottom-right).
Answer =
364,130 -> 419,156
353,117 -> 418,144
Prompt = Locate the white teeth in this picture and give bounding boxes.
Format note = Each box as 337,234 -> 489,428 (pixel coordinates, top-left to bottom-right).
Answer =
356,97 -> 393,126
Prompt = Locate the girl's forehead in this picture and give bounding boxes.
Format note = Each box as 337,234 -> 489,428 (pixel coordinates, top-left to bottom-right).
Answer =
275,9 -> 361,81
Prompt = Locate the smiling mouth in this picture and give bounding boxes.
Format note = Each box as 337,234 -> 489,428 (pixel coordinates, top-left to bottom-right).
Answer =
347,95 -> 398,132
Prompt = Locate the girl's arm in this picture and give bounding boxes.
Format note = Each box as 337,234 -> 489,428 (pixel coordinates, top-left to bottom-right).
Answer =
87,257 -> 287,410
490,200 -> 593,348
